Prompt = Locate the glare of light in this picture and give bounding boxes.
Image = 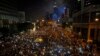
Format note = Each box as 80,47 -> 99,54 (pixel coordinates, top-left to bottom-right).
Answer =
87,40 -> 93,43
34,38 -> 43,42
38,38 -> 43,42
86,45 -> 90,49
33,27 -> 36,32
33,23 -> 36,32
41,52 -> 45,55
36,20 -> 39,22
67,51 -> 70,54
58,19 -> 60,22
19,51 -> 23,55
58,50 -> 61,53
20,31 -> 24,34
70,47 -> 72,50
95,18 -> 99,22
78,32 -> 81,36
42,19 -> 45,22
78,47 -> 83,53
35,43 -> 39,46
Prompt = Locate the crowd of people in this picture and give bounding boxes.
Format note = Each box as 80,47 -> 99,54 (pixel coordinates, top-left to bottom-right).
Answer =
0,21 -> 97,56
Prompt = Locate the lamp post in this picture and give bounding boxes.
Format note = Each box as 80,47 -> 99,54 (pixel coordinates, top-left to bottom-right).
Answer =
94,18 -> 99,43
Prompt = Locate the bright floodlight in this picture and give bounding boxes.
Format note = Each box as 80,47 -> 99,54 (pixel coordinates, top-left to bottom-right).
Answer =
95,18 -> 99,22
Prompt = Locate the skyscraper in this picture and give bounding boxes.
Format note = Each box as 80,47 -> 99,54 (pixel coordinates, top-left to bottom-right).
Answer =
72,0 -> 100,43
0,0 -> 25,27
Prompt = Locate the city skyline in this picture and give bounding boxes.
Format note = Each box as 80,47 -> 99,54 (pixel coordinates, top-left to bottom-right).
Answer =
18,0 -> 65,21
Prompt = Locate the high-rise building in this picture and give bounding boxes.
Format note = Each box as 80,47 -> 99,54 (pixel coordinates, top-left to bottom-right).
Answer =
0,0 -> 25,27
63,0 -> 74,22
72,0 -> 100,43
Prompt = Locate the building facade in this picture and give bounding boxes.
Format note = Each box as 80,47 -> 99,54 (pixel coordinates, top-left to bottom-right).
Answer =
0,0 -> 25,27
72,0 -> 100,43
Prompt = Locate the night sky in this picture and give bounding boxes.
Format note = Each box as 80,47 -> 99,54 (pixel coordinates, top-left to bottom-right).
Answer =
18,0 -> 64,21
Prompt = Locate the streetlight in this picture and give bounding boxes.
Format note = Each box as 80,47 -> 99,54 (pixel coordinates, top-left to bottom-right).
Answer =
94,18 -> 99,43
95,18 -> 99,22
